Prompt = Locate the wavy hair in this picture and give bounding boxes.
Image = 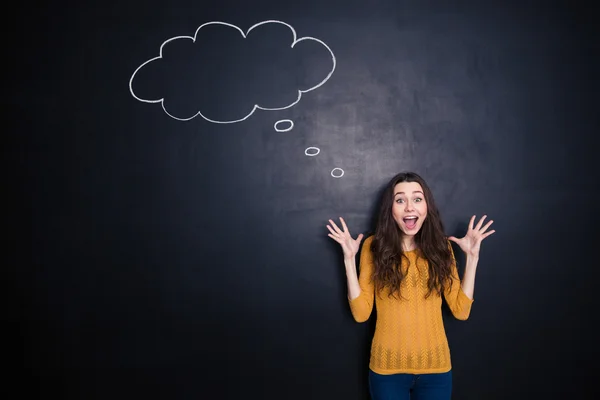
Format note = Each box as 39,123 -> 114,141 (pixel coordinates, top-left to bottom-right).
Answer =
371,171 -> 454,299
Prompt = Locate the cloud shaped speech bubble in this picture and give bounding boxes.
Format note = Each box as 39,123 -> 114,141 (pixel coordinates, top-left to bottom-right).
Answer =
129,20 -> 336,124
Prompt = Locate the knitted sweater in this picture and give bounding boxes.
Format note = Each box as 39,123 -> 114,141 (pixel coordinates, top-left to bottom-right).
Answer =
349,235 -> 473,374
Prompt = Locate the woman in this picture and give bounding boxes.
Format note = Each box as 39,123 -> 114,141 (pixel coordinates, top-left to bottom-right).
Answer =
326,171 -> 495,400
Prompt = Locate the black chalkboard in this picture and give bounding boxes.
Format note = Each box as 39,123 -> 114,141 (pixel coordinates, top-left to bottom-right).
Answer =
9,1 -> 598,399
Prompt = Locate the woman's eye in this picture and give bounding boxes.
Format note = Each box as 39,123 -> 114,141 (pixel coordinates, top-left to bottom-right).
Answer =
415,198 -> 422,202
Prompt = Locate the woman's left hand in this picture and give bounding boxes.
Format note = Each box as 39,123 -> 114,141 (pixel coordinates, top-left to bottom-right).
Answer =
448,215 -> 495,257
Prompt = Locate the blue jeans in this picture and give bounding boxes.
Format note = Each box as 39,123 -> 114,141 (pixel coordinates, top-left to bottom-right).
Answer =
368,369 -> 452,400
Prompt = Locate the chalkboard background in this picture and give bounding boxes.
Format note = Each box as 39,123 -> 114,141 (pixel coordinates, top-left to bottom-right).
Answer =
9,0 -> 598,399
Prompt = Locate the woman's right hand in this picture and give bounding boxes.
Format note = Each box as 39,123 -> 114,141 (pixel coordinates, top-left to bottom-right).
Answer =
327,217 -> 364,259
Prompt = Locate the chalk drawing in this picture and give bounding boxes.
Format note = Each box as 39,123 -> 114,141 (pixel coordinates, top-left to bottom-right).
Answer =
305,147 -> 320,156
129,20 -> 336,124
331,168 -> 344,178
129,20 -> 344,178
274,119 -> 294,132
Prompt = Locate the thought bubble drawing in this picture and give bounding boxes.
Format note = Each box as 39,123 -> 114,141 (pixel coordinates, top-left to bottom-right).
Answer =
129,20 -> 344,177
305,147 -> 320,156
331,168 -> 344,178
129,20 -> 336,124
274,119 -> 294,132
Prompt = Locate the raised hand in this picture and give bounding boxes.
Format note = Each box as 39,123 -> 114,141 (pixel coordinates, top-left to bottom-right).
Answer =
327,217 -> 364,259
448,215 -> 495,257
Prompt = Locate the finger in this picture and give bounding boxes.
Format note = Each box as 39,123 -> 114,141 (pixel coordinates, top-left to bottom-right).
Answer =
326,225 -> 338,236
327,233 -> 343,244
448,236 -> 458,243
475,215 -> 487,230
480,219 -> 494,232
468,215 -> 476,230
328,219 -> 343,234
339,217 -> 350,234
481,230 -> 496,239
356,233 -> 364,243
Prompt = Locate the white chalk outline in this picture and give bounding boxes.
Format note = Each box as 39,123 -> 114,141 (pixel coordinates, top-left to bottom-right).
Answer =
305,147 -> 320,156
331,168 -> 344,178
274,119 -> 294,132
129,20 -> 337,123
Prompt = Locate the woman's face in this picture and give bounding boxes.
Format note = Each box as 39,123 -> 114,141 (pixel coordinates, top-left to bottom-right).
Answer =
392,181 -> 428,236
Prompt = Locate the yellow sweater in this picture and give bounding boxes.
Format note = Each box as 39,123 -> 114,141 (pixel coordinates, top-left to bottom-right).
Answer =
349,235 -> 473,375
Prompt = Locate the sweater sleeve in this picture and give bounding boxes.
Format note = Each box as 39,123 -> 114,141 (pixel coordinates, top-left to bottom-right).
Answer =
348,236 -> 375,323
443,240 -> 474,320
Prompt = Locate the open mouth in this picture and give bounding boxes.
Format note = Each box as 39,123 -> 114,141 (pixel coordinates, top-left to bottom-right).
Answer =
403,216 -> 418,230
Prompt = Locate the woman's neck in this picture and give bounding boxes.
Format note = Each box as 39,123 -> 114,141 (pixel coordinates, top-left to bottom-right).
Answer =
402,238 -> 417,251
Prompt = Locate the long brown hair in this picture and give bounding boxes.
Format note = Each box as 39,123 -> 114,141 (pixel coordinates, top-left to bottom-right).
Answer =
371,171 -> 453,299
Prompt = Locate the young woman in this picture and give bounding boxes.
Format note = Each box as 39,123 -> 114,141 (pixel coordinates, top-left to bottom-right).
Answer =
326,171 -> 495,400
